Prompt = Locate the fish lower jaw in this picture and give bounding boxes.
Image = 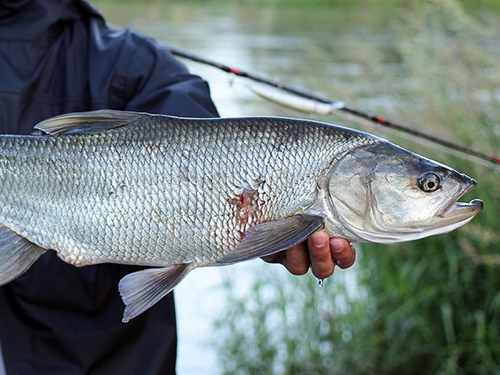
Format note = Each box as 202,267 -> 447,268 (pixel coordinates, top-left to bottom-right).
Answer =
436,198 -> 483,218
343,211 -> 480,245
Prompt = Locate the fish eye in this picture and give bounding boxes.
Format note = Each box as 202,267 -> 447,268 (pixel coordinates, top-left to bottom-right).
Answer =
418,172 -> 441,192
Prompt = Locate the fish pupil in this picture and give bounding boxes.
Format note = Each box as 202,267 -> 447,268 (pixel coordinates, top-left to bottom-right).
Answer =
419,172 -> 441,192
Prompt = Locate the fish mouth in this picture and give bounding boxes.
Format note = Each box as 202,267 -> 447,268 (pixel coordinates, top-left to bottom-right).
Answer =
436,178 -> 483,219
437,198 -> 483,220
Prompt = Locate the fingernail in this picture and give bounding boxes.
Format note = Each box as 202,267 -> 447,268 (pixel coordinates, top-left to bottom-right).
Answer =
311,234 -> 326,248
330,238 -> 347,253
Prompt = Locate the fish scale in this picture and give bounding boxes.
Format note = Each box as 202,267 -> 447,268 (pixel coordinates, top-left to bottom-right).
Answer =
0,115 -> 332,265
0,110 -> 482,321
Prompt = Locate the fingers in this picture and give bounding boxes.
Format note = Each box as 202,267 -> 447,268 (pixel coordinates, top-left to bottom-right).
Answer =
281,242 -> 310,275
307,231 -> 335,279
261,231 -> 356,279
330,237 -> 356,269
262,242 -> 310,275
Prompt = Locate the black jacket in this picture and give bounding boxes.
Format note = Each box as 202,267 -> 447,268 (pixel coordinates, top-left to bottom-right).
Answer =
0,1 -> 218,374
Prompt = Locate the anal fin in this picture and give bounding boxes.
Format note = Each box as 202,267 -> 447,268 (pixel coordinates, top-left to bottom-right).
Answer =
217,214 -> 324,264
119,263 -> 193,323
0,225 -> 47,285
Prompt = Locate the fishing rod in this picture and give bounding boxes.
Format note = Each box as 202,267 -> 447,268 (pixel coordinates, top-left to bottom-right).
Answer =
169,45 -> 500,166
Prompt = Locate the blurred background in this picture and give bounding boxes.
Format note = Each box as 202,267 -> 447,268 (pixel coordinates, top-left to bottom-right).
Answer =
93,0 -> 499,374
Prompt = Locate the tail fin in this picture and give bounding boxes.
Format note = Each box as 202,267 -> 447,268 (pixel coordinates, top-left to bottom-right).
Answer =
0,225 -> 47,285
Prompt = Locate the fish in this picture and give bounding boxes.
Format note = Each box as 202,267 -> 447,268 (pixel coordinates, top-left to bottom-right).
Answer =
0,110 -> 483,322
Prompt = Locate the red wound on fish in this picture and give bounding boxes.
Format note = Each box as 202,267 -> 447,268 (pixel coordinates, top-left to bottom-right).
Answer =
230,189 -> 260,237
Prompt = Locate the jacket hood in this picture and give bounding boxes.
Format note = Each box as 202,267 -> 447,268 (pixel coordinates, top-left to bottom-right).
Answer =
0,0 -> 101,39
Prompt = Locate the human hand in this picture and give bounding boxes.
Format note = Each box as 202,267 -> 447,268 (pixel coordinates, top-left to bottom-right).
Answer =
262,230 -> 355,279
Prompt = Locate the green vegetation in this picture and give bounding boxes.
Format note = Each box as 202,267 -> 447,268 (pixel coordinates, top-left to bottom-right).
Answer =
213,1 -> 500,374
98,0 -> 500,8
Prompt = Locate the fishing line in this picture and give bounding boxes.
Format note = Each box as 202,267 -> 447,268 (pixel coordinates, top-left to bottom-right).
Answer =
351,115 -> 497,169
169,45 -> 499,167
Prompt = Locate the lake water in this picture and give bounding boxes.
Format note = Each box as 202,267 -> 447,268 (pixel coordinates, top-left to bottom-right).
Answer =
1,1 -> 497,374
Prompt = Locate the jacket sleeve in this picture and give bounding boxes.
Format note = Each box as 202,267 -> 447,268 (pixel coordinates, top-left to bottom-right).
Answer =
89,25 -> 219,118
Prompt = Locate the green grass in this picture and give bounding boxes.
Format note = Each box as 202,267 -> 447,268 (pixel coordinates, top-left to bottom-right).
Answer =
97,0 -> 500,8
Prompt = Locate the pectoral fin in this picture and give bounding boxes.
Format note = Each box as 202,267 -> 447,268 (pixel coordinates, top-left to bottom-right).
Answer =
217,214 -> 324,264
0,225 -> 47,285
119,263 -> 193,323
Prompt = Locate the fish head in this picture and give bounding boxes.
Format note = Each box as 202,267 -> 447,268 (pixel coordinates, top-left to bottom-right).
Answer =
326,142 -> 483,244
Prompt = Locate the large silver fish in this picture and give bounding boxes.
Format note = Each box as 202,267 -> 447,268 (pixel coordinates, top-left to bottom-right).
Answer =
0,110 -> 482,321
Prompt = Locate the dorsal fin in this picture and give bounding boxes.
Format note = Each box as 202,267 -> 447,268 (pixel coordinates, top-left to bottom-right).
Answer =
34,109 -> 149,135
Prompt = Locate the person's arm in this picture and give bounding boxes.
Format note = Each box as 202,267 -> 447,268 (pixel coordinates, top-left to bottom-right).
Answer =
111,34 -> 218,118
